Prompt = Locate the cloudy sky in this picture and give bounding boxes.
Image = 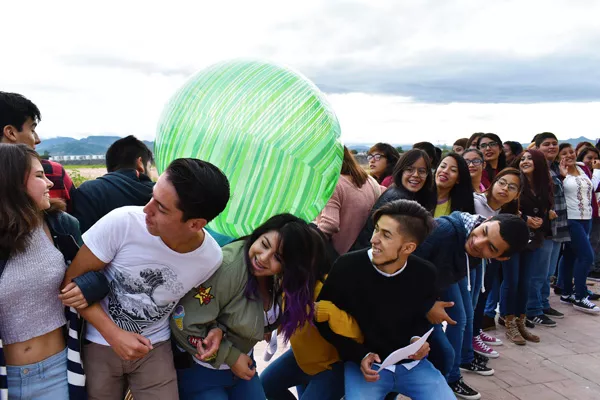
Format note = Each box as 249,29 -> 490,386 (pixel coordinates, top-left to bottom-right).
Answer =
2,0 -> 599,145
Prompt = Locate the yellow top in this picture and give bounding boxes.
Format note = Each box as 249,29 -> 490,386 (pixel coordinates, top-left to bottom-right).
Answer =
434,199 -> 452,217
289,279 -> 363,375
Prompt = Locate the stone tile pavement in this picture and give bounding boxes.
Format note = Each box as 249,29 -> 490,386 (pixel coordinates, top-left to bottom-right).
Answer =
255,285 -> 600,399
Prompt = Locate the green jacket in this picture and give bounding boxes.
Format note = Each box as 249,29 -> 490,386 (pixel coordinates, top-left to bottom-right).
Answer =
170,240 -> 269,368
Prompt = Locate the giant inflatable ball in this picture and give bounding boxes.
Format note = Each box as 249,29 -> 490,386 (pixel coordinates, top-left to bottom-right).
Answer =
154,60 -> 343,238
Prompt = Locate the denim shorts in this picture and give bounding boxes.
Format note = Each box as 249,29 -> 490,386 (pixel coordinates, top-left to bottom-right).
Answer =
7,347 -> 68,400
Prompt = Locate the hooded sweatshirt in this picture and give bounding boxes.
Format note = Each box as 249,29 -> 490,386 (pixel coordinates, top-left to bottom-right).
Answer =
71,169 -> 154,233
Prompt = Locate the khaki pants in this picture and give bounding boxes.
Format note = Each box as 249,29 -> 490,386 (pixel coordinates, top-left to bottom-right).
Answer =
83,340 -> 178,400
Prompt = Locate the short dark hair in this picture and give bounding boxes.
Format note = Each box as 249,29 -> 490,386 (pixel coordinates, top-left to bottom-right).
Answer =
413,142 -> 439,167
372,199 -> 434,245
558,142 -> 572,154
534,132 -> 558,148
453,138 -> 468,148
504,141 -> 523,155
368,143 -> 401,183
105,135 -> 154,173
489,213 -> 529,257
0,92 -> 41,137
165,158 -> 230,223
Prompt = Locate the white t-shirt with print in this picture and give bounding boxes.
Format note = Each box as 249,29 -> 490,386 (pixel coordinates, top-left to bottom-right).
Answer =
83,206 -> 222,345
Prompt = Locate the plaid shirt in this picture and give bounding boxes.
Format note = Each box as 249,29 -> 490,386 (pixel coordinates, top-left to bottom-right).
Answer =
550,163 -> 570,242
459,212 -> 487,235
41,159 -> 74,211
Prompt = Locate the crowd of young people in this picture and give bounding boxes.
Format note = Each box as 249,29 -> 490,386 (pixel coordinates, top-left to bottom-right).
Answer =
0,90 -> 596,400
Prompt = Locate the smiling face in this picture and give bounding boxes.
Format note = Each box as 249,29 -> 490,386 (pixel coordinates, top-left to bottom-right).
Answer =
248,230 -> 283,277
466,220 -> 510,260
401,156 -> 428,193
582,150 -> 598,170
370,215 -> 415,266
368,151 -> 388,179
491,174 -> 520,206
537,138 -> 559,162
26,157 -> 53,210
436,156 -> 459,190
479,137 -> 501,163
519,152 -> 535,176
559,146 -> 576,167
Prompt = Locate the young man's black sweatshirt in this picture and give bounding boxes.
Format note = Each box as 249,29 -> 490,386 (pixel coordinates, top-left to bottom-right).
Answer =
316,249 -> 437,365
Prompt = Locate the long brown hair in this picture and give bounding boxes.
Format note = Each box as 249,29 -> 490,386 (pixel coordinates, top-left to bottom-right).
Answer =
0,143 -> 64,255
341,146 -> 369,188
486,167 -> 522,214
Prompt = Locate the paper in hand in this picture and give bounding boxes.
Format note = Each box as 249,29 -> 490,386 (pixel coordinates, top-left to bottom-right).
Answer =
377,327 -> 434,370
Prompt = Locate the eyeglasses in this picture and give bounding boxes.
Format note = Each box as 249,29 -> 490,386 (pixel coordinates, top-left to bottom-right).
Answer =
367,153 -> 385,162
479,141 -> 499,150
496,178 -> 519,193
403,166 -> 428,178
464,159 -> 483,166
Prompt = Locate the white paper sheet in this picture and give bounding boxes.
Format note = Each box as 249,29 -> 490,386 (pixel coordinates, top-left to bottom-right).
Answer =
376,328 -> 434,370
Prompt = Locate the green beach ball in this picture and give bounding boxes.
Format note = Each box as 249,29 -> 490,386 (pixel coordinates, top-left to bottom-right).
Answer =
154,59 -> 343,238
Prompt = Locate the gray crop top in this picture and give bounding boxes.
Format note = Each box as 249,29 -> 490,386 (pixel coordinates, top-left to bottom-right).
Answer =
0,226 -> 67,344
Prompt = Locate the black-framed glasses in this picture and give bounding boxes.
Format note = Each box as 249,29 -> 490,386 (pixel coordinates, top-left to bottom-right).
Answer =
464,159 -> 483,166
403,166 -> 428,178
496,178 -> 519,192
367,153 -> 385,162
479,141 -> 499,150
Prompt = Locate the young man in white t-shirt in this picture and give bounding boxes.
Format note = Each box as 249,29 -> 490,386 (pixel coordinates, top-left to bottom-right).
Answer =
62,158 -> 230,400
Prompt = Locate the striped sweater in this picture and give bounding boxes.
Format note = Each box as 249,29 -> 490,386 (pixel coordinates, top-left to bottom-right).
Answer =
0,211 -> 109,400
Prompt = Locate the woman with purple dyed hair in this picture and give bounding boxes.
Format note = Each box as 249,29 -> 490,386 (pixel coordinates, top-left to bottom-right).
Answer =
170,213 -> 334,399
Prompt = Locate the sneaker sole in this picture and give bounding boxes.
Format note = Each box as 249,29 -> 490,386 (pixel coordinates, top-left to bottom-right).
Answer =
529,320 -> 557,328
481,340 -> 503,346
560,299 -> 574,305
543,313 -> 564,319
460,366 -> 495,376
573,305 -> 600,314
474,349 -> 499,358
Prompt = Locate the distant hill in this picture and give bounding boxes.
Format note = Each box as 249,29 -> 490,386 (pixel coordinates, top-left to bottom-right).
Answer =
37,136 -> 154,156
37,135 -> 596,157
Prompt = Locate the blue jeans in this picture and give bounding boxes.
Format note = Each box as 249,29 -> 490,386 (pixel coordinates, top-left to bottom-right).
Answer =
469,262 -> 483,309
558,219 -> 594,299
344,359 -> 454,400
260,348 -> 344,400
7,347 -> 68,400
500,249 -> 537,317
527,240 -> 554,317
426,324 -> 454,378
177,358 -> 265,400
484,266 -> 502,318
542,241 -> 562,310
473,260 -> 500,334
443,277 -> 473,382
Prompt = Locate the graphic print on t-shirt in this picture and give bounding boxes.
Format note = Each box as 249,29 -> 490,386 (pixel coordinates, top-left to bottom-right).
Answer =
107,264 -> 185,334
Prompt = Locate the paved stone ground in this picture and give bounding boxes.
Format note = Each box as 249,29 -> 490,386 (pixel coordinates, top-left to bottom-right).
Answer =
255,285 -> 600,399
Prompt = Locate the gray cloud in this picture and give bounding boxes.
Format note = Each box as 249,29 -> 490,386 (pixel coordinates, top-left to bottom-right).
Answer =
307,52 -> 600,103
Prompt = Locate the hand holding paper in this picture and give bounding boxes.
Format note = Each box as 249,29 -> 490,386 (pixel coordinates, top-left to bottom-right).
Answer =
377,328 -> 434,370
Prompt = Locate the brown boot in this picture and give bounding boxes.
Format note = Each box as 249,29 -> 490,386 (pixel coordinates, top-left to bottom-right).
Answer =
517,315 -> 540,343
505,315 -> 526,345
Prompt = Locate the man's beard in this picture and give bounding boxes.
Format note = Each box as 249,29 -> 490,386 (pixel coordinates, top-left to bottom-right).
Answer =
372,249 -> 402,268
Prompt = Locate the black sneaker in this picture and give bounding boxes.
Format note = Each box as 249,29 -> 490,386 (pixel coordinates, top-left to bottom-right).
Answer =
528,314 -> 557,327
573,297 -> 600,314
543,307 -> 564,319
560,295 -> 575,304
474,352 -> 490,366
460,360 -> 495,376
587,290 -> 600,301
449,379 -> 482,400
589,271 -> 600,281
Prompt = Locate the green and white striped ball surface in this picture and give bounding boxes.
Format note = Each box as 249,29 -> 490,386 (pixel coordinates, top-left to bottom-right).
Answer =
155,59 -> 343,238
